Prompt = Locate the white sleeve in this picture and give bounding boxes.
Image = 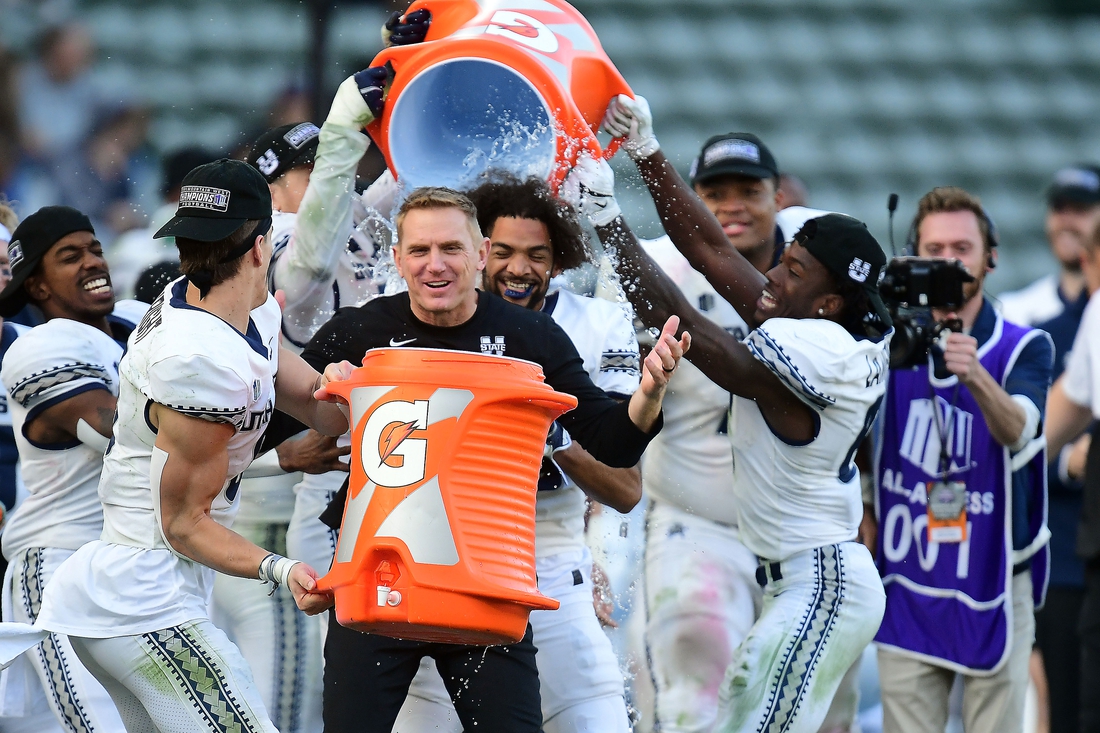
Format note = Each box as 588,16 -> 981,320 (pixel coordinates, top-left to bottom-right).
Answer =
271,121 -> 370,314
2,325 -> 114,419
146,354 -> 251,429
595,305 -> 641,398
109,299 -> 152,330
1063,296 -> 1100,414
744,319 -> 842,411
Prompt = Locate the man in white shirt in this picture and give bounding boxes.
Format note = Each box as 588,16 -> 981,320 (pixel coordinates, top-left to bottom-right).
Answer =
998,164 -> 1100,326
11,160 -> 349,733
1046,220 -> 1100,733
0,205 -> 145,732
563,96 -> 893,733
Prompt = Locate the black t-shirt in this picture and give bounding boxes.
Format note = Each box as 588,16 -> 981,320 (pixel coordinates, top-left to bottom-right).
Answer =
302,291 -> 658,526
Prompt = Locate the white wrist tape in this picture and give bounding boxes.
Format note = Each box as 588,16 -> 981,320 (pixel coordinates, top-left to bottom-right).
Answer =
258,553 -> 301,595
623,135 -> 660,161
76,418 -> 110,453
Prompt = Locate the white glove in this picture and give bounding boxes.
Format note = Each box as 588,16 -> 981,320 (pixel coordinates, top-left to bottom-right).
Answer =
601,94 -> 659,161
560,155 -> 621,228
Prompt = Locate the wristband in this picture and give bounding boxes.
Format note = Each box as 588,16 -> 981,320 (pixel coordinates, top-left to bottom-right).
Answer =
258,553 -> 301,596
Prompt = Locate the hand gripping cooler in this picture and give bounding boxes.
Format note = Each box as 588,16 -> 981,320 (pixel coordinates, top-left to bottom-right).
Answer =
316,348 -> 577,645
367,0 -> 632,191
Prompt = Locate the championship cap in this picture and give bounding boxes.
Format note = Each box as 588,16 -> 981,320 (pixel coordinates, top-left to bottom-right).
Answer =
247,122 -> 320,184
0,206 -> 94,317
689,133 -> 779,186
1046,164 -> 1100,208
793,214 -> 892,329
154,159 -> 272,243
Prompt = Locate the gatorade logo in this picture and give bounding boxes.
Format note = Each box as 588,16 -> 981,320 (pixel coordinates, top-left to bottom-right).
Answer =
361,399 -> 429,488
486,11 -> 559,54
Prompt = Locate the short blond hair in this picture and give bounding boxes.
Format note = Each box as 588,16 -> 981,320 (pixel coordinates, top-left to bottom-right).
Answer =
395,186 -> 482,244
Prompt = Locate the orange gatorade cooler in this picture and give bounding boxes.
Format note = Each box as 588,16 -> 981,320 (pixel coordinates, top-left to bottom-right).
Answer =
367,0 -> 632,191
316,348 -> 577,645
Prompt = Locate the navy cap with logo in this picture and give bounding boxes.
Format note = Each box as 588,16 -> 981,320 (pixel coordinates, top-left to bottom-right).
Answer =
793,214 -> 892,329
689,133 -> 779,186
247,122 -> 320,184
0,206 -> 95,317
1047,164 -> 1100,209
154,158 -> 272,243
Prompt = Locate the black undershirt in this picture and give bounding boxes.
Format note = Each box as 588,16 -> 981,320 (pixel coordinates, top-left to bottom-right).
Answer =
301,290 -> 659,528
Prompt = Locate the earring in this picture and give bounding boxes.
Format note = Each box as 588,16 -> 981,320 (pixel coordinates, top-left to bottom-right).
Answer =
818,308 -> 824,315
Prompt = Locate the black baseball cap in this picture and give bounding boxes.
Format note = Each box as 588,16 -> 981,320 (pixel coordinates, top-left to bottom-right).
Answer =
0,206 -> 94,317
793,214 -> 892,329
1047,164 -> 1100,209
247,122 -> 320,184
154,159 -> 272,243
689,133 -> 779,186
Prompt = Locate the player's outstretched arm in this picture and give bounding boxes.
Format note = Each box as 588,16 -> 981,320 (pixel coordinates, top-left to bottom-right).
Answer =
151,405 -> 333,614
601,95 -> 766,327
273,347 -> 350,437
563,156 -> 818,443
274,66 -> 388,310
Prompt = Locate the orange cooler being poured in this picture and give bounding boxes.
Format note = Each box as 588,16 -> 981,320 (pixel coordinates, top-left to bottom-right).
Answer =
316,348 -> 577,645
368,0 -> 632,190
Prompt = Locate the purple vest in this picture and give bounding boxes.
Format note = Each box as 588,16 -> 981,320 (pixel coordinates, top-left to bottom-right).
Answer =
874,316 -> 1049,673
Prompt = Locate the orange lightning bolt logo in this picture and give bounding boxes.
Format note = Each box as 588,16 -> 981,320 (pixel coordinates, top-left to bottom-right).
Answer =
379,420 -> 420,465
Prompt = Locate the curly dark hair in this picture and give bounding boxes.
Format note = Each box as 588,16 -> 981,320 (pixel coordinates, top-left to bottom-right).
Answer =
465,173 -> 591,271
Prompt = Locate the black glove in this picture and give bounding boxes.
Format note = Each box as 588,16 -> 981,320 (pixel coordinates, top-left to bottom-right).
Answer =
383,8 -> 431,46
353,65 -> 390,120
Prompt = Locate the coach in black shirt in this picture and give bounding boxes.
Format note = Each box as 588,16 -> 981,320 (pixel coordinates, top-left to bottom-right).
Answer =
304,186 -> 688,733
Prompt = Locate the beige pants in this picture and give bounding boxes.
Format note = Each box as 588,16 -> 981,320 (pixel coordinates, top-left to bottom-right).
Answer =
878,571 -> 1035,733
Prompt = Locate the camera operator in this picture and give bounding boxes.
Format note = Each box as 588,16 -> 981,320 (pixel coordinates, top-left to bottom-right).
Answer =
870,187 -> 1053,733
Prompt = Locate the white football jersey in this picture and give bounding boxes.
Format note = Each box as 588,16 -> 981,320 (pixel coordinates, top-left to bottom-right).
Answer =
36,279 -> 280,637
1064,290 -> 1100,418
0,301 -> 147,560
270,135 -> 394,352
731,318 -> 889,561
536,289 -> 641,558
640,237 -> 745,524
996,274 -> 1064,327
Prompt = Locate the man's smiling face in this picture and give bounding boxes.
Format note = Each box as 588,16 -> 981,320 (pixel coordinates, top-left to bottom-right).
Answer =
483,216 -> 558,311
393,206 -> 488,327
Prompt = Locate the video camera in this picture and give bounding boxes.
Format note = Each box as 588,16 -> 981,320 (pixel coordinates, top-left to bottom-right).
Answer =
879,257 -> 974,369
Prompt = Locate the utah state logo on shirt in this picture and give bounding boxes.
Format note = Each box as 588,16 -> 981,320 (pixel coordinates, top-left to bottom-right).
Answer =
480,336 -> 506,355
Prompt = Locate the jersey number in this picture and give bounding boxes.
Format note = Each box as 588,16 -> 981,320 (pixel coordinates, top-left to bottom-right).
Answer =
838,395 -> 883,483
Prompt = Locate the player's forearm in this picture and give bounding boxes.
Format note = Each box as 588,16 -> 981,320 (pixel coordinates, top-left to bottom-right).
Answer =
553,443 -> 641,514
275,349 -> 351,436
627,385 -> 664,434
633,151 -> 766,325
598,218 -> 760,397
157,445 -> 270,579
280,122 -> 369,288
964,366 -> 1028,448
1046,377 -> 1094,458
596,217 -> 696,332
165,509 -> 270,580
